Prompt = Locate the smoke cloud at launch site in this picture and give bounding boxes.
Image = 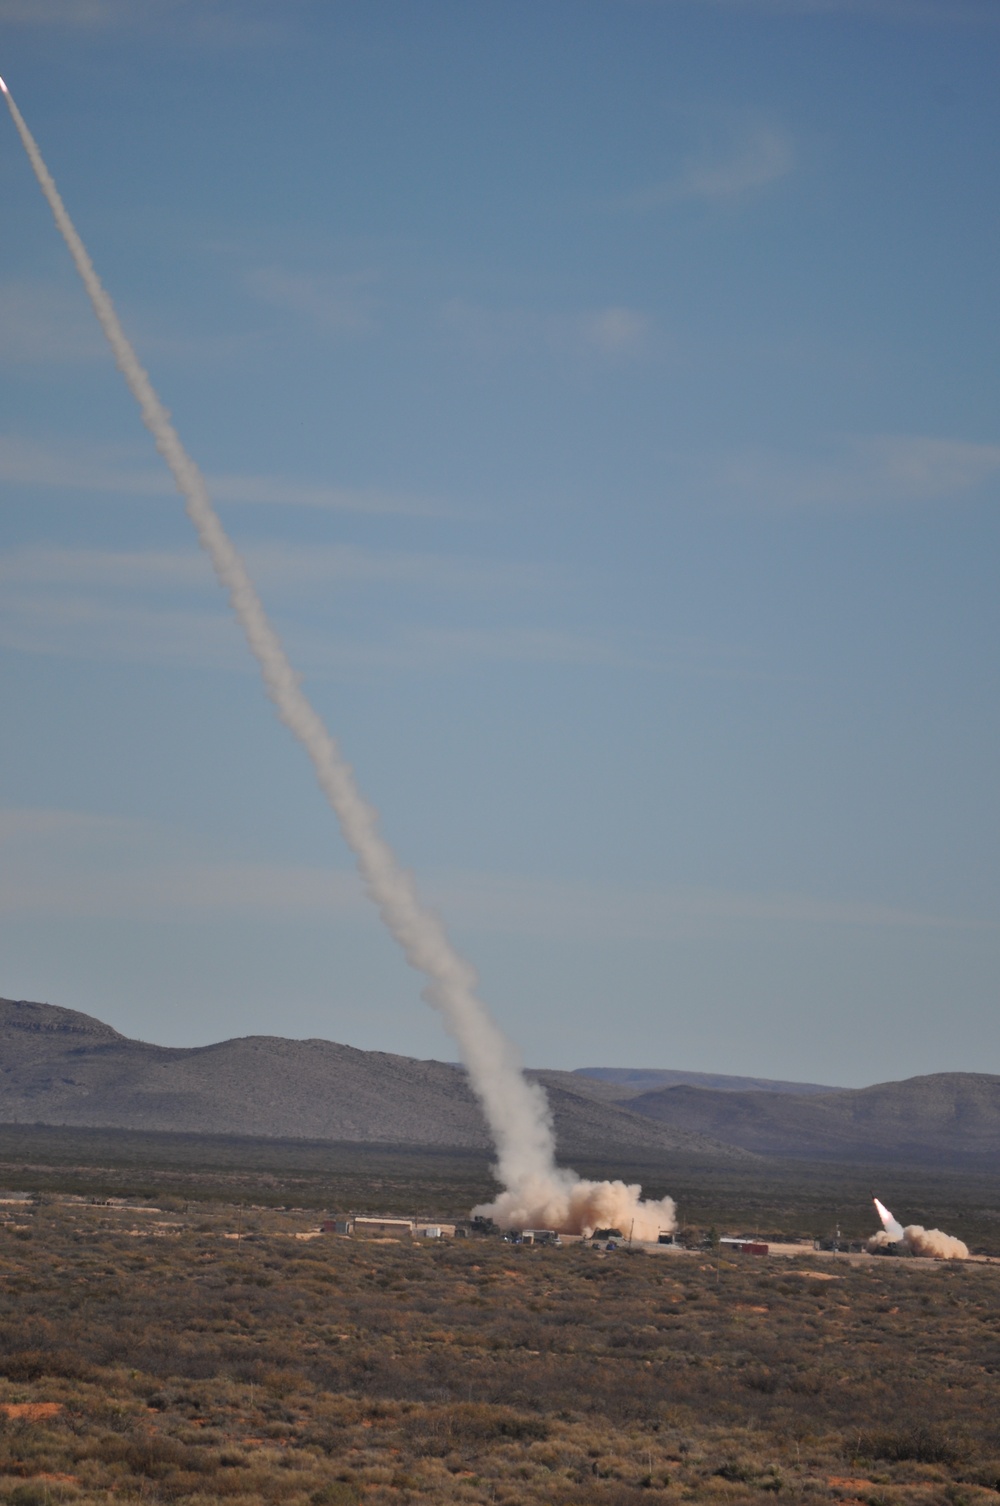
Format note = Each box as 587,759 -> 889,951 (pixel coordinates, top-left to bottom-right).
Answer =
1,78 -> 675,1241
868,1226 -> 970,1260
870,1199 -> 969,1260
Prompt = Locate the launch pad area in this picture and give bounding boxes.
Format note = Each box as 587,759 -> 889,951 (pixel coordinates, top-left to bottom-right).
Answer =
1,1183 -> 999,1506
0,1124 -> 996,1502
0,1121 -> 995,1258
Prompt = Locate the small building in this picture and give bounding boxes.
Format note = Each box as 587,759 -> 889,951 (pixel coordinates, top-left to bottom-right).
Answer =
520,1229 -> 558,1245
322,1215 -> 455,1238
720,1237 -> 769,1255
353,1216 -> 415,1236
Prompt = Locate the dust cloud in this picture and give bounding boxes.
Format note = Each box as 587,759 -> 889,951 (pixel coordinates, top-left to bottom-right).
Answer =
868,1224 -> 969,1260
481,1171 -> 676,1240
901,1225 -> 969,1260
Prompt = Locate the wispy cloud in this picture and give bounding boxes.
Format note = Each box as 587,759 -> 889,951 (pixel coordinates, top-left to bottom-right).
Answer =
660,0 -> 995,19
0,547 -> 212,591
430,872 -> 985,940
441,300 -> 651,361
0,544 -> 770,677
243,268 -> 378,336
0,807 -> 363,920
0,807 -> 129,842
370,627 -> 627,671
0,0 -> 988,26
0,591 -> 243,669
0,281 -> 106,364
618,124 -> 794,211
0,856 -> 363,921
710,433 -> 1000,512
0,806 -> 982,935
580,306 -> 650,356
210,473 -> 446,515
0,435 -> 447,515
0,595 -> 619,675
0,542 -> 546,596
0,281 -> 258,373
863,434 -> 1000,497
0,0 -> 290,43
0,0 -> 114,24
0,436 -> 174,496
0,543 -> 589,673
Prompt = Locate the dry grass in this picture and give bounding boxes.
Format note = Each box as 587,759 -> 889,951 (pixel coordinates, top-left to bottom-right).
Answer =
0,1197 -> 998,1504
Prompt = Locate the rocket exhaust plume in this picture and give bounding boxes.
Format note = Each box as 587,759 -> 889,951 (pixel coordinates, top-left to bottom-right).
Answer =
873,1196 -> 905,1242
869,1197 -> 968,1260
1,80 -> 675,1241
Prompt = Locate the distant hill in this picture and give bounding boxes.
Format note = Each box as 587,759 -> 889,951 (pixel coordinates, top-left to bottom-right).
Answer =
575,1067 -> 841,1097
4,997 -> 993,1168
625,1074 -> 1000,1166
0,998 -> 745,1162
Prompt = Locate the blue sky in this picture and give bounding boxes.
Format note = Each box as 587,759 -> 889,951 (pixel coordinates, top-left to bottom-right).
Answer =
1,0 -> 998,1085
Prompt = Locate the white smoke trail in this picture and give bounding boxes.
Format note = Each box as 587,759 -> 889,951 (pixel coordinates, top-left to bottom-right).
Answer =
1,78 -> 674,1238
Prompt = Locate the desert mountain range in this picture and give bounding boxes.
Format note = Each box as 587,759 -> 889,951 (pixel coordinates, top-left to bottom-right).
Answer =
1,997 -> 997,1167
0,998 -> 742,1160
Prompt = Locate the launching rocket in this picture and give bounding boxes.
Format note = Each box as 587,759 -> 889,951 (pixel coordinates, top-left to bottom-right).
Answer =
872,1194 -> 905,1242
